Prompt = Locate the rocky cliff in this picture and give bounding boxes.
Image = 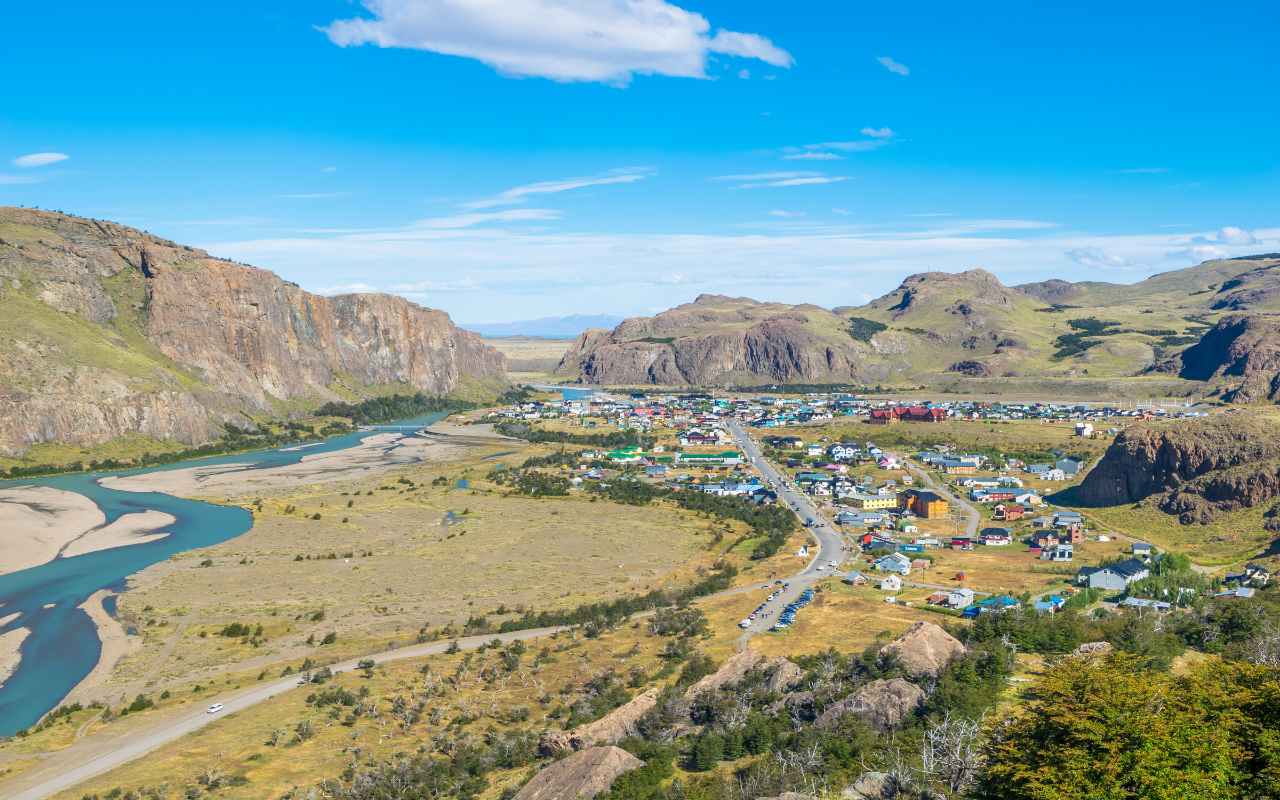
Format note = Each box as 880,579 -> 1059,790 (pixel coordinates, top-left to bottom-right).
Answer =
1174,314 -> 1280,403
0,208 -> 506,456
1074,412 -> 1280,523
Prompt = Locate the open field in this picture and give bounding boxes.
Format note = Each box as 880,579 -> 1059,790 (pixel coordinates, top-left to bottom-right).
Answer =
481,337 -> 574,381
798,418 -> 1111,463
1071,502 -> 1277,566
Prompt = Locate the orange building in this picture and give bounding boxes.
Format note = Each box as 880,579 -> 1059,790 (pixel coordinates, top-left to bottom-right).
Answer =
903,489 -> 950,519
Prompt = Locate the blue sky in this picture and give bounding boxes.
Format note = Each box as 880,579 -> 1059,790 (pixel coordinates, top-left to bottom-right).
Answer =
2,0 -> 1277,323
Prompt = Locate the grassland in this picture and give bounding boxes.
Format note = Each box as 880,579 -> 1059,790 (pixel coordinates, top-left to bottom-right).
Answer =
481,337 -> 574,382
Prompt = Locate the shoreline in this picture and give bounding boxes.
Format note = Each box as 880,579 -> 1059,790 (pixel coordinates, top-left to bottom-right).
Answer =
64,590 -> 137,707
0,487 -> 107,576
0,627 -> 30,690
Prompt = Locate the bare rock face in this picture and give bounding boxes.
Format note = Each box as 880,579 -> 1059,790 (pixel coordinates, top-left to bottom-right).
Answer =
842,772 -> 899,800
1175,314 -> 1280,402
0,208 -> 506,456
816,678 -> 925,732
515,746 -> 643,800
766,658 -> 805,694
1074,413 -> 1280,523
539,688 -> 660,756
878,622 -> 965,679
684,649 -> 776,700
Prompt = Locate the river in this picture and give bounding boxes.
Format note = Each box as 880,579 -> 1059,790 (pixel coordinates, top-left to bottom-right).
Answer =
0,413 -> 448,736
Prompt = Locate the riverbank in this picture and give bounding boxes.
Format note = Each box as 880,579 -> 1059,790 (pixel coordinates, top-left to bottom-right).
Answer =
98,431 -> 468,497
65,591 -> 138,706
61,511 -> 175,559
0,627 -> 29,689
0,487 -> 106,575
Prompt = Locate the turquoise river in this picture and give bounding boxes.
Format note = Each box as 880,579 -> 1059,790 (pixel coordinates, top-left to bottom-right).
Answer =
0,412 -> 448,737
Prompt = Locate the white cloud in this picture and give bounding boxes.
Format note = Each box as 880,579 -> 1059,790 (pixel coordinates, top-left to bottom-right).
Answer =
782,152 -> 844,161
0,174 -> 43,185
205,220 -> 1280,321
876,56 -> 909,76
713,171 -> 849,189
1171,244 -> 1229,262
1212,226 -> 1258,245
314,282 -> 381,295
860,127 -> 894,139
13,152 -> 69,168
463,168 -> 651,209
768,210 -> 805,218
321,165 -> 338,173
323,0 -> 792,85
414,208 -> 562,229
1065,247 -> 1129,269
818,140 -> 889,153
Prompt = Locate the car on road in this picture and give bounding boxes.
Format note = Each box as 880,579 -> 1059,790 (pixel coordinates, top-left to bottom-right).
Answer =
206,703 -> 225,714
739,619 -> 752,629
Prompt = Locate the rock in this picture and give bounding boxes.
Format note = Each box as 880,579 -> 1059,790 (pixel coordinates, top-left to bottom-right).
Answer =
757,793 -> 817,800
514,746 -> 643,800
539,688 -> 660,756
766,658 -> 805,693
1072,641 -> 1113,657
816,678 -> 925,732
684,649 -> 770,700
1074,412 -> 1280,524
0,208 -> 507,456
842,771 -> 897,799
879,622 -> 966,679
1176,314 -> 1280,403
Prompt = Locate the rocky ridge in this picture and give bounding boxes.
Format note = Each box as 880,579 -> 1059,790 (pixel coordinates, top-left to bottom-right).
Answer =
0,208 -> 506,456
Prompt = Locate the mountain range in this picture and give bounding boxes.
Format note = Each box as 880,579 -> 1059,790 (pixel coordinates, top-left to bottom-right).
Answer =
0,208 -> 507,458
464,314 -> 627,340
558,257 -> 1280,396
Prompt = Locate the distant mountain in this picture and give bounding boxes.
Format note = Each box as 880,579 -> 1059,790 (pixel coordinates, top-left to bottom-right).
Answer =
466,314 -> 627,340
0,208 -> 507,457
559,256 -> 1280,390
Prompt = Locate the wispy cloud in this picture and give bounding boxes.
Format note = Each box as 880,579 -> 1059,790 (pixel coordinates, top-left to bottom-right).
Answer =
1117,167 -> 1169,175
768,210 -> 805,218
314,282 -> 381,295
714,171 -> 848,189
781,129 -> 896,161
323,0 -> 792,85
463,168 -> 651,210
1065,247 -> 1130,269
860,127 -> 894,139
782,151 -> 845,162
12,152 -> 69,168
876,56 -> 909,76
413,208 -> 562,229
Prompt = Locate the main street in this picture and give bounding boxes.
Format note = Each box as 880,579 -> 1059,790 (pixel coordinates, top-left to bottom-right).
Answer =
725,418 -> 849,637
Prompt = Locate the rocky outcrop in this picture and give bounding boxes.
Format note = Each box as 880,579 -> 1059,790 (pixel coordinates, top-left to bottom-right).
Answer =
1074,413 -> 1280,523
1175,314 -> 1280,403
816,678 -> 925,732
514,746 -> 642,800
0,208 -> 506,455
683,649 -> 799,700
842,772 -> 899,800
539,688 -> 660,756
878,622 -> 966,679
766,659 -> 805,693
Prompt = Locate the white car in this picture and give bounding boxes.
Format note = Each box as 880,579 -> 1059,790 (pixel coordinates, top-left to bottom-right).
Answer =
206,703 -> 225,714
738,619 -> 752,629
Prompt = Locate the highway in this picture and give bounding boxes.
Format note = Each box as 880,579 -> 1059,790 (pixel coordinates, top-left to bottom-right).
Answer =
725,418 -> 849,636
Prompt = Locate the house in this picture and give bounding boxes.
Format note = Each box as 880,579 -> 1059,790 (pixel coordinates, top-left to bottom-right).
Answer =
836,510 -> 887,527
942,459 -> 978,475
1215,586 -> 1257,599
900,406 -> 948,423
903,489 -> 949,519
842,570 -> 869,586
1056,458 -> 1083,477
994,503 -> 1026,521
1119,597 -> 1172,612
950,536 -> 974,551
828,443 -> 860,462
1131,541 -> 1154,559
848,492 -> 898,511
868,408 -> 900,425
879,574 -> 903,592
1077,558 -> 1150,591
645,465 -> 668,478
1224,563 -> 1271,588
873,552 -> 912,575
1034,595 -> 1067,613
981,528 -> 1013,546
946,588 -> 976,609
1040,543 -> 1074,562
1075,422 -> 1094,437
1053,510 -> 1084,528
962,595 -> 1020,617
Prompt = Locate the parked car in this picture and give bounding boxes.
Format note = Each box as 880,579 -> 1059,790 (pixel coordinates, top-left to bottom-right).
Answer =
206,703 -> 225,714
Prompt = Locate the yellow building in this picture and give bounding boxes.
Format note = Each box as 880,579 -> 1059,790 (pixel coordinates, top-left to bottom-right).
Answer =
849,492 -> 898,511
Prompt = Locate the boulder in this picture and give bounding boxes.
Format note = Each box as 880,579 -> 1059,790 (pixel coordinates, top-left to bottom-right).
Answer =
539,688 -> 660,756
1072,641 -> 1113,657
766,658 -> 805,693
842,772 -> 898,799
757,793 -> 817,800
514,746 -> 643,800
684,649 -> 769,699
879,622 -> 965,679
816,679 -> 925,732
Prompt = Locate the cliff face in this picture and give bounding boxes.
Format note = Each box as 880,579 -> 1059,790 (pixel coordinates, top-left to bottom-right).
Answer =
1176,314 -> 1280,403
1074,413 -> 1280,523
0,208 -> 505,456
557,296 -> 872,386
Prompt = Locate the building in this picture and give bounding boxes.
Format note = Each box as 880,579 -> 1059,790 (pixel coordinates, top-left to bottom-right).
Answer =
1075,422 -> 1094,437
903,489 -> 949,519
946,588 -> 976,609
981,528 -> 1013,546
873,552 -> 912,575
848,492 -> 898,511
1077,558 -> 1150,591
1040,543 -> 1074,562
879,574 -> 903,592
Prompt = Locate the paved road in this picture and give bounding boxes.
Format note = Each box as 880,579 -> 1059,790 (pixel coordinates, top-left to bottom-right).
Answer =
726,419 -> 849,637
4,626 -> 568,800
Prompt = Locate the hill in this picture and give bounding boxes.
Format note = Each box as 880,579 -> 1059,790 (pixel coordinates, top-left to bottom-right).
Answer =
0,208 -> 507,457
559,257 -> 1280,390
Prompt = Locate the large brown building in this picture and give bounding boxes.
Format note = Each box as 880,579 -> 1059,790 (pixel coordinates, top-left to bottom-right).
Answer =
902,489 -> 950,519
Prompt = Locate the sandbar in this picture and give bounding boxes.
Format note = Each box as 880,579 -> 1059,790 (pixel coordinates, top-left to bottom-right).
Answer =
64,590 -> 138,705
0,487 -> 106,575
61,510 -> 175,559
0,626 -> 30,689
100,432 -> 468,497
